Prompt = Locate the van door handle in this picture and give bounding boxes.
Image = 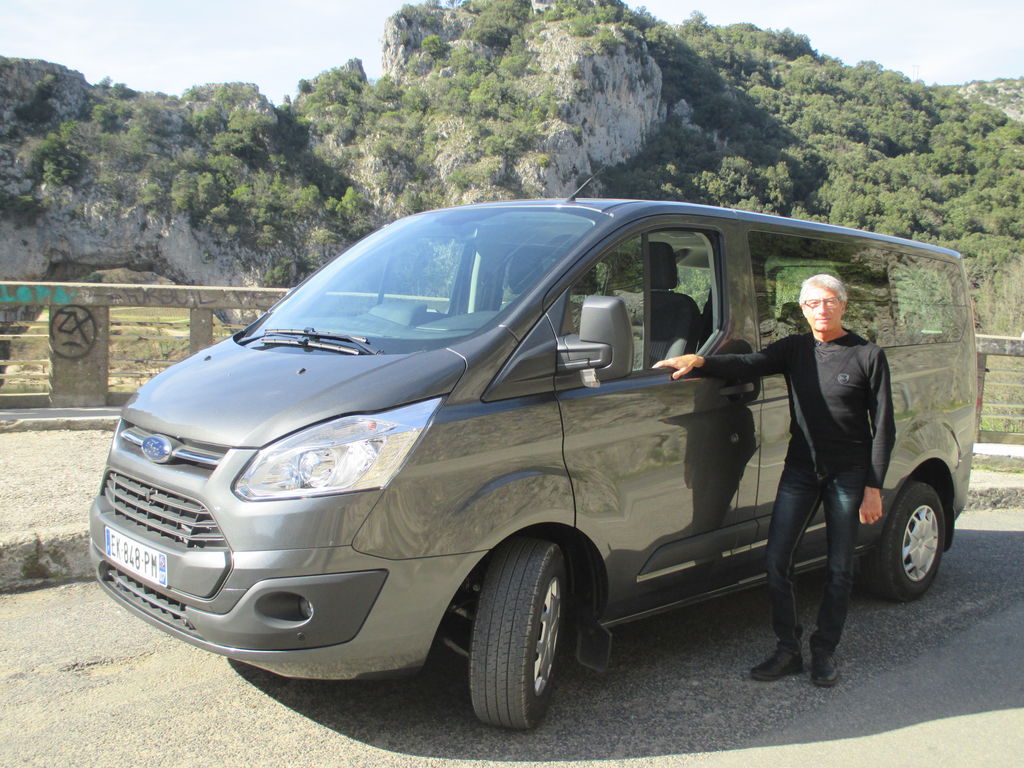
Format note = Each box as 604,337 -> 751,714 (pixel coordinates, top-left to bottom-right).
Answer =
719,382 -> 755,398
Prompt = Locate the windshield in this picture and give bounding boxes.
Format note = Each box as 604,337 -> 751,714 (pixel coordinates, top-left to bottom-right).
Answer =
246,206 -> 601,353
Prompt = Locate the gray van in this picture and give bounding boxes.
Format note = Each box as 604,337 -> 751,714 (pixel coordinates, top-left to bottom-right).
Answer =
90,199 -> 975,729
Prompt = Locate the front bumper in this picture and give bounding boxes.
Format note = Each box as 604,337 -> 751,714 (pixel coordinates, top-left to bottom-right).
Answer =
95,549 -> 386,650
90,535 -> 482,679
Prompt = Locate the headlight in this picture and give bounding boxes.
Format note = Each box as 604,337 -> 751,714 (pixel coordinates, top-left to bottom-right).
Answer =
235,398 -> 441,500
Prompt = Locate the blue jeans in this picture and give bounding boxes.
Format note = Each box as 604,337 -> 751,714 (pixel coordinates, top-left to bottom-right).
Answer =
765,464 -> 867,656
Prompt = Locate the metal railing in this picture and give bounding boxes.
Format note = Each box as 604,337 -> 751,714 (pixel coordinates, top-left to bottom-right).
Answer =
977,335 -> 1024,446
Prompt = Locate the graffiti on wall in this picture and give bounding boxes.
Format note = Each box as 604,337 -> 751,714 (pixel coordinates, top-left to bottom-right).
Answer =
50,306 -> 97,359
0,284 -> 77,305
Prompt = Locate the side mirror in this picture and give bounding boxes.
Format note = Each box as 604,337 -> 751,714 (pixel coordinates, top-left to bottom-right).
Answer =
557,295 -> 633,385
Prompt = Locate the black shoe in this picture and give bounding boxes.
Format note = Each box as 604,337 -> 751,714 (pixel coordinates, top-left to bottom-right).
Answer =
810,653 -> 839,687
750,649 -> 803,681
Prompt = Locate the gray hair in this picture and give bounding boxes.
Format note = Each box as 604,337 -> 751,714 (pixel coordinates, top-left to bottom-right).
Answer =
799,274 -> 847,303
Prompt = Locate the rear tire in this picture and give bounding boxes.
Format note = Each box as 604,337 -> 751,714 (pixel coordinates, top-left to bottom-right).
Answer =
862,480 -> 945,601
469,537 -> 565,730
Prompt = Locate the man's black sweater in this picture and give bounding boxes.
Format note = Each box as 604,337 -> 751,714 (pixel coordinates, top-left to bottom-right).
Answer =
700,331 -> 895,487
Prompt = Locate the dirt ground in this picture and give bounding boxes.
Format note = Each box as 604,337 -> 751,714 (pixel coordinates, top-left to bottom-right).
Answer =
0,429 -> 112,536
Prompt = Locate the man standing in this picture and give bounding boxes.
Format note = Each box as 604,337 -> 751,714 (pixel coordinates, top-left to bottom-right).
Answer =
654,274 -> 894,686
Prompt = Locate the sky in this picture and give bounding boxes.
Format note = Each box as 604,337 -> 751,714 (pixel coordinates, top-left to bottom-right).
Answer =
1,0 -> 1022,104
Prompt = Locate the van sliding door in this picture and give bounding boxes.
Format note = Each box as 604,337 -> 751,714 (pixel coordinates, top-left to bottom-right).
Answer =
555,221 -> 763,622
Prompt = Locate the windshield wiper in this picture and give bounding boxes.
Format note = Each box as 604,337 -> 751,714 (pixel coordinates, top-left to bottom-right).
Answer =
247,328 -> 381,355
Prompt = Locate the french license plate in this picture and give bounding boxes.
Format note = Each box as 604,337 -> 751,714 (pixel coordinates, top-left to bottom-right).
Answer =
105,527 -> 168,587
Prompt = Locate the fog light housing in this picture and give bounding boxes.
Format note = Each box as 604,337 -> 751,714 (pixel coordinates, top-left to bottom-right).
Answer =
256,592 -> 314,623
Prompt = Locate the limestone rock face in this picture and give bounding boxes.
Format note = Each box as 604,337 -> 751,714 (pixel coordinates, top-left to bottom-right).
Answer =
0,58 -> 92,140
0,203 -> 268,287
0,58 -> 289,287
530,28 -> 665,195
381,9 -> 473,82
960,78 -> 1024,123
376,16 -> 666,198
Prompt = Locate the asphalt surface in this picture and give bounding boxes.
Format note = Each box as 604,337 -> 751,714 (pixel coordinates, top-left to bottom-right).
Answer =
1,503 -> 1021,767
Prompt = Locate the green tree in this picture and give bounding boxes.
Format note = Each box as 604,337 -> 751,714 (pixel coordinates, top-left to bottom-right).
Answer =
466,0 -> 532,50
422,35 -> 450,60
31,121 -> 85,186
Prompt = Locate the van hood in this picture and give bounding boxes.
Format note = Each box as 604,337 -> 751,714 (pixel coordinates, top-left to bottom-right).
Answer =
122,338 -> 467,447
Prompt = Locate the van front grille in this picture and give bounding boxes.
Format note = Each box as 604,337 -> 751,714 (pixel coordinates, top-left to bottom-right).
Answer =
104,472 -> 226,549
120,423 -> 226,469
102,564 -> 199,637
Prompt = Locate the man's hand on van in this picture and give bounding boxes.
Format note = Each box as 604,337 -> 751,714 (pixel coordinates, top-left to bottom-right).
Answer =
653,354 -> 705,379
860,487 -> 883,524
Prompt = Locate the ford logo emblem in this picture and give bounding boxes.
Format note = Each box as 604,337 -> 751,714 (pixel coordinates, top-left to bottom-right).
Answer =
142,435 -> 175,464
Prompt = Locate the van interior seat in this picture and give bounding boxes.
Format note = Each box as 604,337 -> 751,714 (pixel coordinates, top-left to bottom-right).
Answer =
649,242 -> 701,365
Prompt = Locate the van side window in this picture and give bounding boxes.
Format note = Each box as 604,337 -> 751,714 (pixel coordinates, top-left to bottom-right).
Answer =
750,231 -> 891,345
566,230 -> 718,371
889,253 -> 967,344
567,235 -> 646,370
748,231 -> 966,348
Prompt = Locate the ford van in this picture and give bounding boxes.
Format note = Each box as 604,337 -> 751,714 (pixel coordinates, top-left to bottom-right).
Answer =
90,199 -> 975,729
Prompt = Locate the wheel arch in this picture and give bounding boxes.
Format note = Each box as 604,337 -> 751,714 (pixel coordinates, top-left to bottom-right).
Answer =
904,457 -> 956,550
437,522 -> 608,659
467,523 -> 608,618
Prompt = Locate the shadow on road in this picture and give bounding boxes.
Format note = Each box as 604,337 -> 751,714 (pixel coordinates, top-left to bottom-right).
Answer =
232,527 -> 1024,761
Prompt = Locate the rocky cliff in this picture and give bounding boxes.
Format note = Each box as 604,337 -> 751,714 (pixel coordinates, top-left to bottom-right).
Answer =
0,59 -> 311,288
376,15 -> 667,195
960,78 -> 1024,123
0,4 -> 672,287
527,26 -> 665,192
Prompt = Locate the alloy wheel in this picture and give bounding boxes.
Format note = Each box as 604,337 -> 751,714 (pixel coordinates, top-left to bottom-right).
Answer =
902,504 -> 939,582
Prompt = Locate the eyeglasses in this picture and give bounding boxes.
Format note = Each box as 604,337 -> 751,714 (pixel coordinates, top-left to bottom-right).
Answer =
801,298 -> 843,310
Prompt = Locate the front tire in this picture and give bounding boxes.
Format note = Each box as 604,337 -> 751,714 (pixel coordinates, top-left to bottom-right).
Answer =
862,480 -> 945,601
469,537 -> 565,730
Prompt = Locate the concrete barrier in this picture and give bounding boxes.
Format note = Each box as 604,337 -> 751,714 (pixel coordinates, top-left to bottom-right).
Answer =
0,528 -> 91,591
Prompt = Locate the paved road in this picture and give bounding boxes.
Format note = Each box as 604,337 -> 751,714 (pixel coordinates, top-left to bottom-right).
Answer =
3,505 -> 1022,768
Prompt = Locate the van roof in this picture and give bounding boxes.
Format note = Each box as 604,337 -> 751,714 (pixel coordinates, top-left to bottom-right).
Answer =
451,198 -> 962,260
